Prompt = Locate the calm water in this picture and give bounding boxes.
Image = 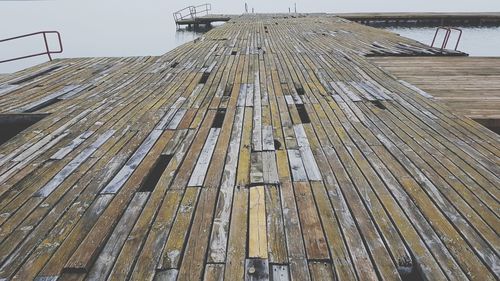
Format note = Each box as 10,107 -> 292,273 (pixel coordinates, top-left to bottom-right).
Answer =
1,0 -> 500,73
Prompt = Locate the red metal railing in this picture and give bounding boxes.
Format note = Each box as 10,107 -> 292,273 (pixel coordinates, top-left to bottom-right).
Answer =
431,27 -> 462,51
0,31 -> 63,64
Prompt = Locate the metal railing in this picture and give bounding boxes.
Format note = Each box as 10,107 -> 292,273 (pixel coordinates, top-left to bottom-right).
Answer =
173,3 -> 212,23
431,26 -> 463,51
0,31 -> 63,64
173,6 -> 195,22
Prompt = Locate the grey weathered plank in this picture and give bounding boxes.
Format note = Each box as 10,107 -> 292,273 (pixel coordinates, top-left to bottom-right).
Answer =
86,192 -> 149,280
271,265 -> 290,281
188,128 -> 221,186
50,131 -> 94,160
35,130 -> 115,197
100,129 -> 162,194
287,149 -> 307,182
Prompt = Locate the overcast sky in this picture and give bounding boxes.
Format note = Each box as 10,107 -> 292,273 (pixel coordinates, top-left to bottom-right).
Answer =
1,0 -> 499,72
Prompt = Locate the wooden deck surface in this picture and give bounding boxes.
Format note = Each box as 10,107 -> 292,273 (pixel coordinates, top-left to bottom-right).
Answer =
371,57 -> 500,120
0,14 -> 498,281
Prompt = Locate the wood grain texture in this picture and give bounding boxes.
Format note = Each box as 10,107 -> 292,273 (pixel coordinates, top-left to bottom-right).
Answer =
0,13 -> 498,281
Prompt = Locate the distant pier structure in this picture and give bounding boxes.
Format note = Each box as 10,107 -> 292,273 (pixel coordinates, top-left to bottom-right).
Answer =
173,3 -> 233,29
174,9 -> 500,29
338,12 -> 500,26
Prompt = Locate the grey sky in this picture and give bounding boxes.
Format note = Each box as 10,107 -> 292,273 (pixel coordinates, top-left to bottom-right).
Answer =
1,0 -> 499,73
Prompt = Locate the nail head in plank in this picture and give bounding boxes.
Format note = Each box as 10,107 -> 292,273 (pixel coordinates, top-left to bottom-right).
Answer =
244,259 -> 269,281
272,265 -> 290,281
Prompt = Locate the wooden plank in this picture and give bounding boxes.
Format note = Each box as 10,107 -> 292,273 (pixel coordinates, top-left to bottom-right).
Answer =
63,130 -> 174,272
203,264 -> 225,281
166,108 -> 187,130
177,188 -> 219,280
252,72 -> 263,152
286,150 -> 307,182
188,128 -> 221,186
177,108 -> 197,129
262,125 -> 275,151
289,258 -> 311,281
35,130 -> 115,197
100,129 -> 163,194
208,107 -> 244,263
279,181 -> 306,261
271,265 -> 290,281
49,131 -> 94,160
6,131 -> 137,280
264,185 -> 287,264
237,84 -> 247,107
293,124 -> 309,147
249,186 -> 267,258
308,262 -> 335,281
156,97 -> 187,130
310,182 -> 358,280
128,190 -> 184,281
250,152 -> 264,184
298,147 -> 322,181
32,194 -> 114,279
86,192 -> 149,280
154,269 -> 178,281
170,110 -> 217,189
318,147 -> 380,280
224,187 -> 248,281
158,187 -> 200,270
293,182 -> 329,260
262,152 -> 279,185
236,107 -> 253,187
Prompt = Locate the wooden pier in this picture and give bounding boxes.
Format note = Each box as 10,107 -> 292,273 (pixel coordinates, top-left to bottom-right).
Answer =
175,14 -> 234,27
174,12 -> 500,28
338,12 -> 500,26
0,14 -> 498,281
173,3 -> 234,28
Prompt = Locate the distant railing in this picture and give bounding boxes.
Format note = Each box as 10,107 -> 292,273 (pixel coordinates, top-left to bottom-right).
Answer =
173,6 -> 195,22
431,26 -> 462,51
0,31 -> 63,64
192,3 -> 212,19
173,3 -> 212,24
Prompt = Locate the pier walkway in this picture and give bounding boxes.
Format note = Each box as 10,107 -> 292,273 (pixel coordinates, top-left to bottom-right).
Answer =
338,12 -> 500,26
0,14 -> 498,281
173,12 -> 500,28
175,14 -> 234,26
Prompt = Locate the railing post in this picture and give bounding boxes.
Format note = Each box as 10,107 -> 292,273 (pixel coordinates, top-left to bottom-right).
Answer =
42,32 -> 53,61
431,27 -> 440,47
450,28 -> 463,51
190,6 -> 195,20
441,28 -> 451,49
